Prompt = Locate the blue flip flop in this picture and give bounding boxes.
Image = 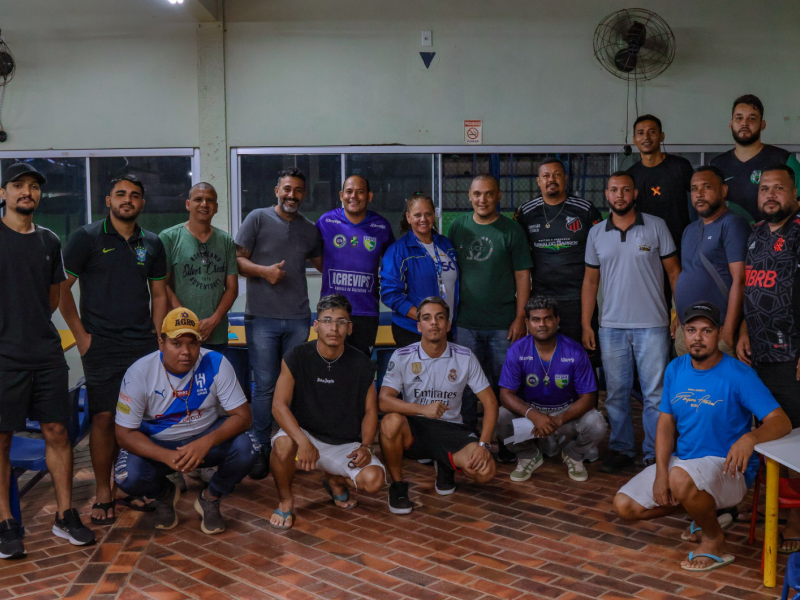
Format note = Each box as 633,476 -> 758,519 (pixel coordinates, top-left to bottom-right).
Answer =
270,509 -> 294,531
680,512 -> 733,541
322,480 -> 357,509
681,551 -> 735,572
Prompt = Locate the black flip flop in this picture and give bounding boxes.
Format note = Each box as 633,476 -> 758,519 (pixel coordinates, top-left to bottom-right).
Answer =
117,495 -> 156,512
90,501 -> 116,525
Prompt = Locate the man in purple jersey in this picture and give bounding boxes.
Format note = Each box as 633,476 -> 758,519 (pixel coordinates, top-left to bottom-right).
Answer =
317,175 -> 395,356
496,297 -> 605,483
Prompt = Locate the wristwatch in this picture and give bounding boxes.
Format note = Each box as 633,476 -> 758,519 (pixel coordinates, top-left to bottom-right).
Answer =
477,442 -> 491,451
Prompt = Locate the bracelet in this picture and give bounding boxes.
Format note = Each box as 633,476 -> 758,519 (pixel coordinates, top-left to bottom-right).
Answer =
524,407 -> 533,420
360,444 -> 374,455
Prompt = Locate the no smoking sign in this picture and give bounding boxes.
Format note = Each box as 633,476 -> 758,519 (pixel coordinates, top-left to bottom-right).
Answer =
464,120 -> 482,145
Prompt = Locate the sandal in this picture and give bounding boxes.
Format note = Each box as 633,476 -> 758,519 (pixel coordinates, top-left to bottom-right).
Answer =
681,551 -> 735,572
680,512 -> 733,541
779,533 -> 800,554
90,501 -> 116,525
270,509 -> 294,531
117,496 -> 156,512
322,480 -> 357,509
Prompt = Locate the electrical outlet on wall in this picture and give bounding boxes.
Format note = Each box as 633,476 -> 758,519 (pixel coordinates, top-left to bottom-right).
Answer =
421,31 -> 432,47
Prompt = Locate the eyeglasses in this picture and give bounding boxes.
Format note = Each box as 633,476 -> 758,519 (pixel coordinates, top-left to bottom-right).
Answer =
318,318 -> 351,328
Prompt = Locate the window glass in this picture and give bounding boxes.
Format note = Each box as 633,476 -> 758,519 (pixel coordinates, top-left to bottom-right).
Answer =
89,156 -> 192,235
0,157 -> 87,242
240,154 -> 341,223
345,154 -> 433,239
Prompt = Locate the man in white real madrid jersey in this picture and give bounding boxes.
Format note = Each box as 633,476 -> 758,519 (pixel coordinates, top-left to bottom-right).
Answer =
114,308 -> 254,534
379,297 -> 498,514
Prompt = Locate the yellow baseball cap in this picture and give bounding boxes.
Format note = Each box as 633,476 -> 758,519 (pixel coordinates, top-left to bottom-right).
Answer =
162,307 -> 202,339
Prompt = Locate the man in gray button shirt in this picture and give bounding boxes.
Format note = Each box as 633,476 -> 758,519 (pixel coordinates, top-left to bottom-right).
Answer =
581,171 -> 681,474
235,168 -> 323,479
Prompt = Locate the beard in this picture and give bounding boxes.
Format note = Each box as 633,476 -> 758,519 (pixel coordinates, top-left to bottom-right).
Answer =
610,203 -> 634,216
13,205 -> 36,216
689,345 -> 715,362
732,128 -> 760,146
111,206 -> 138,222
760,206 -> 793,224
545,185 -> 561,198
696,199 -> 724,219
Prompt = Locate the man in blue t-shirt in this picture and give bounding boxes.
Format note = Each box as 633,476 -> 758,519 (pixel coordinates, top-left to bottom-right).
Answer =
613,302 -> 790,573
316,175 -> 395,356
674,166 -> 751,357
496,297 -> 606,483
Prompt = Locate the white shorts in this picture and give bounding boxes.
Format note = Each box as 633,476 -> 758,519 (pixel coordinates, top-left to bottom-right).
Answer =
272,428 -> 385,489
617,455 -> 747,510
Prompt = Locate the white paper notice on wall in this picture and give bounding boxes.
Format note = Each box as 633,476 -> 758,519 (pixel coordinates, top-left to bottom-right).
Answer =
464,120 -> 482,145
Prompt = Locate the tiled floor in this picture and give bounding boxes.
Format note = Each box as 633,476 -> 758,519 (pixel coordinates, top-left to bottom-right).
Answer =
9,410 -> 791,600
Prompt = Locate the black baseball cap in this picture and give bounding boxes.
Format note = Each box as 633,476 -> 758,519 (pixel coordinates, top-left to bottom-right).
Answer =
1,163 -> 47,188
683,302 -> 721,328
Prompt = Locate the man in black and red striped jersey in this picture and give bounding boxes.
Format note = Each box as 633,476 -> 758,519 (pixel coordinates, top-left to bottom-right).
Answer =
737,163 -> 800,554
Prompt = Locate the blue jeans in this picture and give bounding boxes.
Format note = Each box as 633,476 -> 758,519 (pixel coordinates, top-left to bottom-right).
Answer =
599,326 -> 669,461
245,315 -> 309,446
454,327 -> 510,432
114,418 -> 255,498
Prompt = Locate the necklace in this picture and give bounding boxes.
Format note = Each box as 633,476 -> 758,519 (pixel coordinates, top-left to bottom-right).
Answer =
162,360 -> 195,419
535,338 -> 558,386
542,201 -> 567,229
317,346 -> 345,371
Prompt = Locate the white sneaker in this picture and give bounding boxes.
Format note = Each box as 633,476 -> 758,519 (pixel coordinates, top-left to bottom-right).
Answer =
509,449 -> 543,482
562,452 -> 588,482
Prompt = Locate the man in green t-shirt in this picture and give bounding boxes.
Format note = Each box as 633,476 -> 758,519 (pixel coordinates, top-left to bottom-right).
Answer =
159,183 -> 239,352
448,174 -> 532,433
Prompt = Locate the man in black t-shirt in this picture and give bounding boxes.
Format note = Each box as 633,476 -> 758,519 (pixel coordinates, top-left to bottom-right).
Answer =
737,164 -> 800,554
0,163 -> 95,559
269,294 -> 384,530
59,174 -> 169,526
515,158 -> 602,351
711,94 -> 800,222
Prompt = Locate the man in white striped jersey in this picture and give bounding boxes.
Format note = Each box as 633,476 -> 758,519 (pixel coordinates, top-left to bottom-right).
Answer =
515,158 -> 602,351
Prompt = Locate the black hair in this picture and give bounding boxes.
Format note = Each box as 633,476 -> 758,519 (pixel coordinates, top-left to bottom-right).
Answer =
471,173 -> 499,189
761,163 -> 797,184
538,157 -> 566,176
525,296 -> 560,319
694,165 -> 726,185
343,174 -> 370,194
189,181 -> 217,197
732,94 -> 764,118
607,170 -> 635,187
276,167 -> 306,187
418,296 -> 450,320
400,192 -> 436,234
109,174 -> 145,197
633,114 -> 662,133
316,293 -> 352,317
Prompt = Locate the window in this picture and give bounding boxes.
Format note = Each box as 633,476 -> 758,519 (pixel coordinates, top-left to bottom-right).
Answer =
0,157 -> 87,242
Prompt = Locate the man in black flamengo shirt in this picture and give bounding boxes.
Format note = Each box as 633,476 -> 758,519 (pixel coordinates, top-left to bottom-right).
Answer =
0,163 -> 95,559
737,163 -> 800,554
711,94 -> 800,222
515,158 -> 602,351
268,294 -> 384,531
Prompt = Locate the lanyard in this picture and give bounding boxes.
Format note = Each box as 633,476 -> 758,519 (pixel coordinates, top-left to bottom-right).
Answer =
416,234 -> 447,300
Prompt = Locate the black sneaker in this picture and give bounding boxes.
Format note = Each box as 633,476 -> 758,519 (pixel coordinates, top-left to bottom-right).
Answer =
599,451 -> 635,474
434,461 -> 456,496
642,457 -> 656,468
496,440 -> 517,464
154,481 -> 180,530
52,509 -> 96,546
194,489 -> 225,535
388,481 -> 413,515
249,446 -> 271,481
0,519 -> 26,559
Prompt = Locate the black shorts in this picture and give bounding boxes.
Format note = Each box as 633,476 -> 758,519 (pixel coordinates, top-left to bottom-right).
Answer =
755,361 -> 800,427
81,335 -> 157,416
0,366 -> 70,431
403,416 -> 478,468
347,315 -> 380,357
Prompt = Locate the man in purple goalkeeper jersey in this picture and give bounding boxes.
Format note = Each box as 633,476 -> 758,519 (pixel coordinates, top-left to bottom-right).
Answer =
316,175 -> 395,356
496,296 -> 606,483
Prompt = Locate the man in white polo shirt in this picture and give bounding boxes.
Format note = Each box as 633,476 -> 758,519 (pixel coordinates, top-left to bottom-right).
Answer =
114,308 -> 254,535
379,297 -> 498,514
582,171 -> 681,473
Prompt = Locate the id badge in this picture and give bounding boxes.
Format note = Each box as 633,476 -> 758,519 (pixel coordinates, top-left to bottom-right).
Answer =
439,283 -> 447,300
173,389 -> 190,398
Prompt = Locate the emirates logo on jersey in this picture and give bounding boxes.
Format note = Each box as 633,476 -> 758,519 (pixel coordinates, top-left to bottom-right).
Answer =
565,216 -> 582,233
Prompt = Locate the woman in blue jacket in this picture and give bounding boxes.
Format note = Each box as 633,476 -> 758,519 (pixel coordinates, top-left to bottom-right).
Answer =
380,194 -> 459,347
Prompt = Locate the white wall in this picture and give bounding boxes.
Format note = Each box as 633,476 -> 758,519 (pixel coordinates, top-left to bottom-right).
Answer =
224,0 -> 800,147
0,0 -> 199,151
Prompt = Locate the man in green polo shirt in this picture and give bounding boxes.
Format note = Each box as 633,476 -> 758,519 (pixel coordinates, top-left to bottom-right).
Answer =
447,174 -> 532,436
159,182 -> 238,353
60,174 -> 168,525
